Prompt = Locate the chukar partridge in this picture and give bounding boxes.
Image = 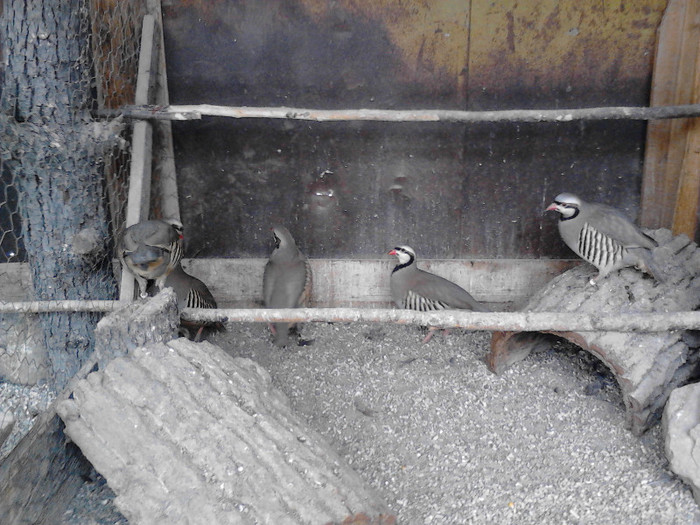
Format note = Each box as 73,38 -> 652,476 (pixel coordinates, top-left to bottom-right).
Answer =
389,245 -> 488,343
545,192 -> 662,285
263,225 -> 312,347
159,262 -> 222,341
119,219 -> 184,297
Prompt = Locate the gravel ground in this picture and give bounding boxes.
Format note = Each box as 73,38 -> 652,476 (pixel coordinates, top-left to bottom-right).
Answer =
218,322 -> 699,525
0,381 -> 54,460
1,321 -> 698,524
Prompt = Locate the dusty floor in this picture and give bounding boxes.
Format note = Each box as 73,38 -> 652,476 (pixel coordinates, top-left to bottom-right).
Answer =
3,321 -> 699,524
216,321 -> 698,524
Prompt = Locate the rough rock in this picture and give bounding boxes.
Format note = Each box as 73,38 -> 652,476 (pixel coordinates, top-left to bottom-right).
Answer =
93,288 -> 179,370
663,382 -> 700,504
0,368 -> 93,525
56,338 -> 394,525
488,229 -> 700,435
0,290 -> 182,525
0,409 -> 14,450
0,313 -> 50,385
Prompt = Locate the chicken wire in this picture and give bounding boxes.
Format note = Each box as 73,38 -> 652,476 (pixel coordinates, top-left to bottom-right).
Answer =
0,0 -> 150,394
0,0 -> 696,404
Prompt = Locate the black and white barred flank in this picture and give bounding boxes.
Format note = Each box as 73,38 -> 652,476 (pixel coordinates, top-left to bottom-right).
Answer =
168,239 -> 184,270
402,290 -> 450,312
578,222 -> 625,269
185,288 -> 216,309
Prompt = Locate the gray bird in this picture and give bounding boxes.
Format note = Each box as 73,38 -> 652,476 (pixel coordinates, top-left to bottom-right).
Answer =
263,225 -> 312,347
545,192 -> 662,285
119,219 -> 184,298
158,262 -> 222,341
389,245 -> 489,343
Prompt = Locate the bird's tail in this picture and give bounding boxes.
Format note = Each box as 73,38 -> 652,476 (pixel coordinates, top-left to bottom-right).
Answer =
473,300 -> 491,313
272,322 -> 291,347
633,248 -> 665,283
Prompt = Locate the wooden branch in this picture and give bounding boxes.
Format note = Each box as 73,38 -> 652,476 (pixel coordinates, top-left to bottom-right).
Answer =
147,0 -> 180,222
181,307 -> 700,333
0,300 -> 124,313
0,291 -> 697,334
120,15 -> 157,302
0,302 -> 696,333
133,14 -> 157,108
100,102 -> 700,123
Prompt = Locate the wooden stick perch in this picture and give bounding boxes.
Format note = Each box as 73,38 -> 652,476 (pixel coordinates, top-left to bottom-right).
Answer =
102,103 -> 700,123
1,301 -> 697,332
0,300 -> 125,313
181,307 -> 700,333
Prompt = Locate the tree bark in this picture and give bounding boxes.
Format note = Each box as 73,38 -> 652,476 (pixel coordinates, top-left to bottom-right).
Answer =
488,229 -> 700,435
1,0 -> 118,389
57,337 -> 395,524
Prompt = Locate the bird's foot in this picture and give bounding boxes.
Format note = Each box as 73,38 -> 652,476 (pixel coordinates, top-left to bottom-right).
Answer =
587,274 -> 601,287
421,327 -> 437,343
422,327 -> 451,344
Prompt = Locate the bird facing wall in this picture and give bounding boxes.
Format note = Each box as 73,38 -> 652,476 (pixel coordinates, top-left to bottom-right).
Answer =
263,225 -> 313,347
119,219 -> 184,298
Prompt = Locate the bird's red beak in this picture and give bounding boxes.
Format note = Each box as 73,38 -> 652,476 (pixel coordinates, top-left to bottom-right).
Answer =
388,249 -> 397,255
545,203 -> 558,212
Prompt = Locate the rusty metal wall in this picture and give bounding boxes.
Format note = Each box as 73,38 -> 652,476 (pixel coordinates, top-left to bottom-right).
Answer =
162,0 -> 667,259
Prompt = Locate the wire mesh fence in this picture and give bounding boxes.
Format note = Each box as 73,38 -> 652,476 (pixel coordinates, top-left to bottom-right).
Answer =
0,0 -> 698,447
0,0 -> 150,399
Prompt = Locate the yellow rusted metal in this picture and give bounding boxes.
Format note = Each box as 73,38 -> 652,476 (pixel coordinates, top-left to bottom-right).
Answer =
301,0 -> 471,103
301,0 -> 667,102
168,1 -> 667,105
468,0 -> 668,95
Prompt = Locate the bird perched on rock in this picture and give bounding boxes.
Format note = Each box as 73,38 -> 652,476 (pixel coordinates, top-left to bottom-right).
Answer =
119,219 -> 184,298
545,192 -> 663,285
263,225 -> 312,347
389,245 -> 489,343
159,262 -> 222,341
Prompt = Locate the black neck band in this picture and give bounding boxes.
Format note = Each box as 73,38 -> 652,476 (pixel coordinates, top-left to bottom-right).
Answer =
560,208 -> 579,221
392,253 -> 414,273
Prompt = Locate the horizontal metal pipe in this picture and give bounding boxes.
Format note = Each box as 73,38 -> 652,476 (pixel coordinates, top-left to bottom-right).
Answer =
103,103 -> 700,123
181,307 -> 700,333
